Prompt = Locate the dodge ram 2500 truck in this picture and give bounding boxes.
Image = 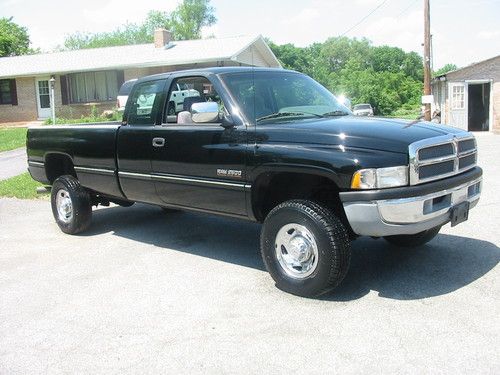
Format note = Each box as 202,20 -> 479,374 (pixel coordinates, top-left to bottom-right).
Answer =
27,67 -> 482,297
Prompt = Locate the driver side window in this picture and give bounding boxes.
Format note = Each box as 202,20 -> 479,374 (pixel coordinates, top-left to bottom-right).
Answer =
163,76 -> 225,124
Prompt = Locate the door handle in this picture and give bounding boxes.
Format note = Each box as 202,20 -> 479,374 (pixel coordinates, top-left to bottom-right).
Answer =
152,137 -> 165,147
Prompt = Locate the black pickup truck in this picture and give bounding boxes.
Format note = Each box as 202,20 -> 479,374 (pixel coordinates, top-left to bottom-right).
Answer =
27,67 -> 482,297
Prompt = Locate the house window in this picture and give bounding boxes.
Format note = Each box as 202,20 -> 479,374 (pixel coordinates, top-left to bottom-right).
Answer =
451,85 -> 465,110
67,71 -> 119,103
0,79 -> 13,105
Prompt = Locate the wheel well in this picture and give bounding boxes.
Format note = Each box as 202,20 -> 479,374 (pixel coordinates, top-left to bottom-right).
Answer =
45,153 -> 76,184
252,172 -> 351,230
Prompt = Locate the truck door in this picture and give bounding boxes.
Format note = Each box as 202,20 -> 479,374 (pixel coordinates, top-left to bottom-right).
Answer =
150,75 -> 248,216
117,78 -> 166,204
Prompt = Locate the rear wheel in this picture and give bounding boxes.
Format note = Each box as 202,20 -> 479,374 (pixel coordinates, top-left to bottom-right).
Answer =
51,175 -> 92,234
383,226 -> 441,248
260,200 -> 351,297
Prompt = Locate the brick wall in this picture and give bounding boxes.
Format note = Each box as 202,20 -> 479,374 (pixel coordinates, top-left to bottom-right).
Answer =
493,82 -> 500,133
0,77 -> 38,122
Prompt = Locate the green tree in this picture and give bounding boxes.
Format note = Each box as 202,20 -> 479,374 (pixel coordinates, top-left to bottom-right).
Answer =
434,63 -> 458,76
63,0 -> 216,50
168,0 -> 216,40
371,46 -> 423,81
0,17 -> 36,57
269,36 -> 424,116
320,37 -> 372,72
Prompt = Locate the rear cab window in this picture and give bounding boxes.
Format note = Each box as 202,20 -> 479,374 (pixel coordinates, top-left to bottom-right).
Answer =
127,80 -> 166,125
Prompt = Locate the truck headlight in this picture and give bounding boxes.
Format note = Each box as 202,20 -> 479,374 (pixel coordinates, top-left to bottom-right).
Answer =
351,166 -> 408,189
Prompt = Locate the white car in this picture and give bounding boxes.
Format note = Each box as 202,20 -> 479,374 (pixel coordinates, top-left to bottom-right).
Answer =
167,83 -> 200,113
353,103 -> 374,116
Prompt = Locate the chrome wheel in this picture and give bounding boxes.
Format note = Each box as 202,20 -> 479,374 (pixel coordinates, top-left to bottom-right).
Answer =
55,189 -> 73,223
275,223 -> 319,279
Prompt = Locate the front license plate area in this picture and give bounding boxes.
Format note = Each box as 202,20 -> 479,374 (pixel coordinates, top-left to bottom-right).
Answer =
450,201 -> 470,227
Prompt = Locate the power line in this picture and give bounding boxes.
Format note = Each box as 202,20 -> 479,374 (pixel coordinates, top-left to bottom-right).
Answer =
370,0 -> 419,37
339,0 -> 390,37
396,0 -> 420,18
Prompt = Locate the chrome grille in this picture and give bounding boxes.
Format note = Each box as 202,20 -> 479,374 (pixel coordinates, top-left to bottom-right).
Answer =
409,134 -> 477,185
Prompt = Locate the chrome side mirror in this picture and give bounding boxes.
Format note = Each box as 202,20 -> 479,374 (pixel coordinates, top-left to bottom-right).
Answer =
191,102 -> 219,123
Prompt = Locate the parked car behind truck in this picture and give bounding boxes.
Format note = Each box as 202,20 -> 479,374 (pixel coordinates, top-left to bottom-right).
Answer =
27,67 -> 482,297
353,103 -> 374,116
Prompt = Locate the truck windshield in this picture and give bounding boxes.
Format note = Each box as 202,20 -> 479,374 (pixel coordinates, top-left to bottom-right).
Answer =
221,71 -> 351,123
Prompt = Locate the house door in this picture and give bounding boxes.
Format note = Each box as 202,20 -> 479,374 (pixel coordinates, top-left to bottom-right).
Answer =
448,82 -> 468,130
467,82 -> 491,131
35,78 -> 51,119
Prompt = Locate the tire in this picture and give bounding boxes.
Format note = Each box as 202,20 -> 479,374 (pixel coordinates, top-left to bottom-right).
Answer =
260,200 -> 351,297
51,175 -> 92,234
383,226 -> 441,248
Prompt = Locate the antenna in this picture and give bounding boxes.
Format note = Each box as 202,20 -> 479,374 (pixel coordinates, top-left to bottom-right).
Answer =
423,0 -> 432,121
252,43 -> 257,152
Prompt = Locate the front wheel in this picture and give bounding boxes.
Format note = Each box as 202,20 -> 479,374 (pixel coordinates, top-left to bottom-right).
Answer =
383,226 -> 441,248
260,200 -> 351,297
51,175 -> 92,234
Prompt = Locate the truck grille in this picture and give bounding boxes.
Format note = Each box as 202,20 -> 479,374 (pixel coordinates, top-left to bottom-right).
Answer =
409,134 -> 477,185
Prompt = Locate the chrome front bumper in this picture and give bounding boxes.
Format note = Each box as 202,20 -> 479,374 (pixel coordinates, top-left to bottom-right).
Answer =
342,177 -> 482,237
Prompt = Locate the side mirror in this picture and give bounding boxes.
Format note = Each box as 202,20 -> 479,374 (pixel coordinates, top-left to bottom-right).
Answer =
191,102 -> 219,123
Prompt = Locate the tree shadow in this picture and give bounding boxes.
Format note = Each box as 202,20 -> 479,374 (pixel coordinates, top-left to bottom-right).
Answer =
84,204 -> 500,301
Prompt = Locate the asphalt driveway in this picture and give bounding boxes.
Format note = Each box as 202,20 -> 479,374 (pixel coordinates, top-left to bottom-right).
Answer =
0,147 -> 27,180
0,133 -> 499,374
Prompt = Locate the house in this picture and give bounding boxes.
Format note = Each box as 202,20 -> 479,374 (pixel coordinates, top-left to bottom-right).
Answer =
0,30 -> 281,122
432,55 -> 500,133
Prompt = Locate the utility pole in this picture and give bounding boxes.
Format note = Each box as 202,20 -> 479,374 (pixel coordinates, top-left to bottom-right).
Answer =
423,0 -> 432,121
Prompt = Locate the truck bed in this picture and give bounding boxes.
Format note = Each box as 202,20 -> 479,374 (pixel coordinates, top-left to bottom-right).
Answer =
27,122 -> 124,198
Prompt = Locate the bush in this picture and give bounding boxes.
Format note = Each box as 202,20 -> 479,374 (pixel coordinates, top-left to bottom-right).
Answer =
389,104 -> 422,120
44,108 -> 122,125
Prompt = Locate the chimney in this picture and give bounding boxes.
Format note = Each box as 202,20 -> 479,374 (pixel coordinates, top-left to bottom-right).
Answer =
154,28 -> 172,48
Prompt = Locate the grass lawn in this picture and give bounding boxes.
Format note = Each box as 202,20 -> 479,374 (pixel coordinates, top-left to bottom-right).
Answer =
0,172 -> 49,199
0,128 -> 27,152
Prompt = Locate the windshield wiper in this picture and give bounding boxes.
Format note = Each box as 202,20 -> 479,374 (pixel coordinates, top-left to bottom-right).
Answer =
257,111 -> 322,122
322,110 -> 350,117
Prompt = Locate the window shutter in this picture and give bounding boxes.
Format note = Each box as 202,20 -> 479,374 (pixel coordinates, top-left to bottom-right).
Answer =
9,79 -> 18,106
60,75 -> 69,105
116,70 -> 124,89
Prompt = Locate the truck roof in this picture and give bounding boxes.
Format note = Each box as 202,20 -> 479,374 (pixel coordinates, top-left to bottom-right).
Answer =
136,66 -> 295,83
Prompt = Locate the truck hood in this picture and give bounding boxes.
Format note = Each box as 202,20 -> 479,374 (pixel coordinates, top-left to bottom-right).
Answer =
259,116 -> 467,154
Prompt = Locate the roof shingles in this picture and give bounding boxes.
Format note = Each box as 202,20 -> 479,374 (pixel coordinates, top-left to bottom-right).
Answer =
0,35 -> 274,79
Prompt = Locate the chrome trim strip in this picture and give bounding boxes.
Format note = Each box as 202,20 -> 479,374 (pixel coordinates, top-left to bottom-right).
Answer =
33,124 -> 121,130
28,161 -> 44,167
418,154 -> 456,166
119,171 -> 250,190
74,166 -> 116,176
458,149 -> 476,157
152,173 -> 246,188
118,171 -> 152,181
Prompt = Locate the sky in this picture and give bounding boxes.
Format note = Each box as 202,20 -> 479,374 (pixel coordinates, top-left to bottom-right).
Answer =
1,0 -> 499,69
